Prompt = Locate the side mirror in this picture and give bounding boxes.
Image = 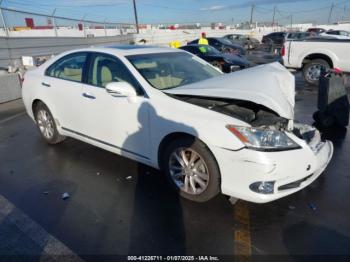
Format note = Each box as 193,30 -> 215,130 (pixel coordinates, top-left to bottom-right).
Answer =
105,82 -> 137,98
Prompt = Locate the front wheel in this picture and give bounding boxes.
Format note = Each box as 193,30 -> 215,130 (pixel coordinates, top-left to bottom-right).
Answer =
302,59 -> 330,86
162,137 -> 221,202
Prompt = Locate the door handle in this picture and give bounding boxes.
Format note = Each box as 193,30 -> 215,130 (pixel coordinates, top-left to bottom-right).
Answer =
82,93 -> 96,99
41,82 -> 50,87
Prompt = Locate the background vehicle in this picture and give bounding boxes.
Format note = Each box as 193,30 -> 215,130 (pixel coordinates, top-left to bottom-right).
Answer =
285,32 -> 311,41
180,44 -> 251,72
261,32 -> 286,46
321,30 -> 350,39
223,34 -> 260,50
326,30 -> 350,36
188,37 -> 246,55
282,38 -> 350,85
306,28 -> 326,34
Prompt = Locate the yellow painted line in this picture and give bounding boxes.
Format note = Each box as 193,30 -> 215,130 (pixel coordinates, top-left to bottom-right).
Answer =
234,200 -> 252,261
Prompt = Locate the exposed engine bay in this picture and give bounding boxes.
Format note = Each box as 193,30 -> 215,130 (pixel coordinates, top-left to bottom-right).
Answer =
173,95 -> 289,130
173,94 -> 322,150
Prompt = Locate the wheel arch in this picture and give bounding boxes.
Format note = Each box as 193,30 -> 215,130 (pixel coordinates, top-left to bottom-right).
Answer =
302,53 -> 333,68
157,132 -> 218,172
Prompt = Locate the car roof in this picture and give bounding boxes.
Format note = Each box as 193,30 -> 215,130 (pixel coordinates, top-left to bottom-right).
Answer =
63,45 -> 183,57
183,44 -> 209,47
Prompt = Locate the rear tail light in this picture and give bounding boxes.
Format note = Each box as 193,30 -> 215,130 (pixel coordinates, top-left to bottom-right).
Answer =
281,45 -> 286,56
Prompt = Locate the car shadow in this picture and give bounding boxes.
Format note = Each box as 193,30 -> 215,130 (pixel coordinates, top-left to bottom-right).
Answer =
122,102 -> 199,255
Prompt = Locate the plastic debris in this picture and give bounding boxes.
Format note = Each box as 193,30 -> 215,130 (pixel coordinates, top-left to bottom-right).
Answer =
229,197 -> 238,205
288,205 -> 296,210
308,203 -> 317,211
126,176 -> 132,180
62,192 -> 70,200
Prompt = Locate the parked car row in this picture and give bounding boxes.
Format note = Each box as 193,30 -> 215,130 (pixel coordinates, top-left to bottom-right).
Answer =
180,44 -> 251,72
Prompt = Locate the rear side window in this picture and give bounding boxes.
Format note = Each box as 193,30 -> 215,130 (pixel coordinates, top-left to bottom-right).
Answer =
46,53 -> 87,83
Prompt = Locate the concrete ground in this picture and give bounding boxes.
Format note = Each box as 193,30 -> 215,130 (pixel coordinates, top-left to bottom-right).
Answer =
0,75 -> 349,261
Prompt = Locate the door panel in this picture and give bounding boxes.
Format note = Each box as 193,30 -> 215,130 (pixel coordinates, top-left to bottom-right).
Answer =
44,52 -> 87,131
80,53 -> 150,160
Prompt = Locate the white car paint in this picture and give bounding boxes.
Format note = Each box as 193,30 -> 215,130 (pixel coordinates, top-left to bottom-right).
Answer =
165,62 -> 295,120
320,33 -> 350,40
282,39 -> 350,71
22,46 -> 333,203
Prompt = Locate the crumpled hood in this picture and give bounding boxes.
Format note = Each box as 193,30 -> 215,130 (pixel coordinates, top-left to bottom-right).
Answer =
164,62 -> 295,119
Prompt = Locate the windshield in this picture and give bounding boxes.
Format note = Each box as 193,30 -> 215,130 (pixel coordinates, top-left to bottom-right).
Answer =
218,38 -> 233,45
197,45 -> 221,55
127,52 -> 222,90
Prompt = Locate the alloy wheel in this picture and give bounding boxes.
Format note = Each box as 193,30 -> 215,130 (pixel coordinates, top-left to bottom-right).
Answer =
36,109 -> 55,139
306,64 -> 324,81
168,148 -> 209,195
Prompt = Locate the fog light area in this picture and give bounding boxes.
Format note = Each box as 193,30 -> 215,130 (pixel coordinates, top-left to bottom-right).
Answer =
249,181 -> 275,194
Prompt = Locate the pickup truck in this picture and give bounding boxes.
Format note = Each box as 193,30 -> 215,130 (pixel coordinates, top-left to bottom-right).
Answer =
282,38 -> 350,85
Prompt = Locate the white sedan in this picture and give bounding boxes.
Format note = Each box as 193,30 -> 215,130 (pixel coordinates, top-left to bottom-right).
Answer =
22,45 -> 333,203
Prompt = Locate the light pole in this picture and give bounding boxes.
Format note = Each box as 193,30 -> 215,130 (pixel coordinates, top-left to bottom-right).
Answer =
132,0 -> 139,33
0,0 -> 9,37
52,8 -> 58,37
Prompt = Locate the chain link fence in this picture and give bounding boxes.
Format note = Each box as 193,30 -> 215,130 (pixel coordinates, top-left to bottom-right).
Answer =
0,7 -> 136,38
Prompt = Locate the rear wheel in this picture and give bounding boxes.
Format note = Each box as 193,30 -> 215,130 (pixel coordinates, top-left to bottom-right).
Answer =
211,61 -> 223,72
162,137 -> 220,202
34,102 -> 65,144
303,59 -> 330,86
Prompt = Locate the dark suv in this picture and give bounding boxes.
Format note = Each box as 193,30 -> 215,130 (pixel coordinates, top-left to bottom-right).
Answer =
261,32 -> 286,46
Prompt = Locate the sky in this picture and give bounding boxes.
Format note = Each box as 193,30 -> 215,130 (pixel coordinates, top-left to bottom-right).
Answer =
1,0 -> 350,25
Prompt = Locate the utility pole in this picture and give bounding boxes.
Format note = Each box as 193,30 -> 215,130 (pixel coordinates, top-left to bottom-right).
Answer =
272,6 -> 276,26
328,2 -> 334,24
290,14 -> 293,29
0,0 -> 9,37
249,4 -> 255,28
341,6 -> 346,22
52,8 -> 58,37
132,0 -> 139,34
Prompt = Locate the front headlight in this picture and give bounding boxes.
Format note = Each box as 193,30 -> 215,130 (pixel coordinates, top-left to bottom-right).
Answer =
226,125 -> 301,151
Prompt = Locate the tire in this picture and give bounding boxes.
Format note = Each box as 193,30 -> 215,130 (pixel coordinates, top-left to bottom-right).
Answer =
211,61 -> 223,72
303,59 -> 330,86
313,111 -> 335,128
34,102 -> 65,144
161,137 -> 220,202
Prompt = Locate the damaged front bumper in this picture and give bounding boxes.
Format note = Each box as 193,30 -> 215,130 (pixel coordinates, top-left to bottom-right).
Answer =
211,136 -> 333,203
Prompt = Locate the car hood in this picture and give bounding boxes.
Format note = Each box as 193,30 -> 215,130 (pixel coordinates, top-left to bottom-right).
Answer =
164,62 -> 295,119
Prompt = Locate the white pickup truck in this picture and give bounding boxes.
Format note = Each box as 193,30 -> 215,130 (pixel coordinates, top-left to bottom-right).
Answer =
282,38 -> 350,85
